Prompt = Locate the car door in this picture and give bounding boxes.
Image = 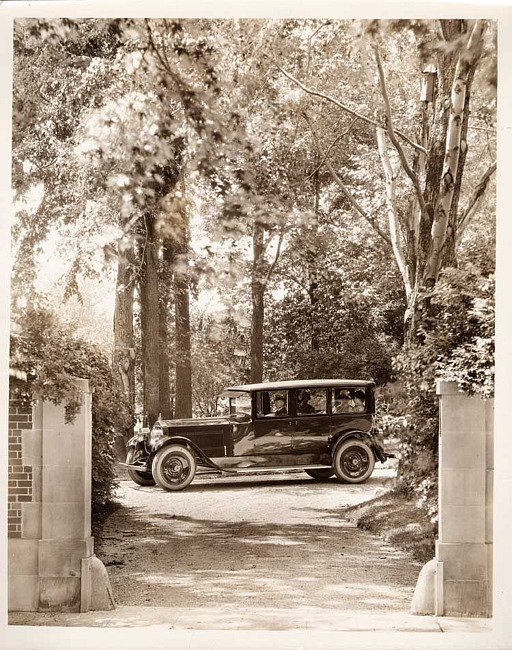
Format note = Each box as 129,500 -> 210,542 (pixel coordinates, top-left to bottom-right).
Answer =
253,389 -> 293,453
291,388 -> 330,454
330,386 -> 373,437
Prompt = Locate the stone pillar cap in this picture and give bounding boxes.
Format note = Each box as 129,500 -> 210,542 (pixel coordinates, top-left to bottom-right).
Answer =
436,380 -> 462,396
69,377 -> 90,393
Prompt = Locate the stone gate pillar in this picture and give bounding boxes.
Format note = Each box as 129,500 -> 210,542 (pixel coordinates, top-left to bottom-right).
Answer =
435,380 -> 493,616
412,380 -> 493,617
8,377 -> 114,612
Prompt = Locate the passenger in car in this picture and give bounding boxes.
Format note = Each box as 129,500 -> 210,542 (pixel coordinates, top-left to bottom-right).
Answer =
352,390 -> 366,412
333,391 -> 355,413
297,390 -> 315,414
271,394 -> 288,416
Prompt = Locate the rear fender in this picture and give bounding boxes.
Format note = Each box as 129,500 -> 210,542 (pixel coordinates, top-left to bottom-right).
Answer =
371,431 -> 388,463
330,430 -> 386,463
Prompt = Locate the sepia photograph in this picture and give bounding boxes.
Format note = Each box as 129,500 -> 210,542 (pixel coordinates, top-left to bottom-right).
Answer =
2,2 -> 510,649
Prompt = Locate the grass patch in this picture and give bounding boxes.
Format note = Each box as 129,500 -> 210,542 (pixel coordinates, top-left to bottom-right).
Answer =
343,491 -> 437,563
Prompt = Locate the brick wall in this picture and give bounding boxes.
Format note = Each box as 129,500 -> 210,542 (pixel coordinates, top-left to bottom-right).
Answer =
8,385 -> 33,538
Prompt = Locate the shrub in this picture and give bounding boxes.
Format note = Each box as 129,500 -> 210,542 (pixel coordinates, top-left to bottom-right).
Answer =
393,266 -> 494,519
10,305 -> 132,512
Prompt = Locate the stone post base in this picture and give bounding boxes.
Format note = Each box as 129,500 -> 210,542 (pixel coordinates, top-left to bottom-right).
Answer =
411,558 -> 443,615
81,555 -> 116,612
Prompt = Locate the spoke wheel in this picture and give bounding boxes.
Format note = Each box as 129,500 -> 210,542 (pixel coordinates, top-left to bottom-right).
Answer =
152,445 -> 196,491
333,439 -> 375,484
305,468 -> 334,480
126,448 -> 155,486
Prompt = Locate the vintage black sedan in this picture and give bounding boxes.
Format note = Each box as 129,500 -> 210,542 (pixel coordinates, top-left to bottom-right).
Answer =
122,379 -> 391,491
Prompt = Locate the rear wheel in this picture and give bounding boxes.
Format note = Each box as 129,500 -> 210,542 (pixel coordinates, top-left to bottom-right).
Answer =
126,449 -> 156,486
305,468 -> 334,480
152,444 -> 197,491
333,439 -> 375,483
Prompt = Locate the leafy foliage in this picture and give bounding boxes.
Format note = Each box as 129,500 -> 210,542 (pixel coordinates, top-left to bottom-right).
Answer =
11,18 -> 496,524
190,312 -> 249,416
264,214 -> 405,383
392,264 -> 494,516
10,304 -> 132,509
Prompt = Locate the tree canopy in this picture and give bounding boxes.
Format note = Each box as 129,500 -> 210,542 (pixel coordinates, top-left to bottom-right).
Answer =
11,18 -> 496,510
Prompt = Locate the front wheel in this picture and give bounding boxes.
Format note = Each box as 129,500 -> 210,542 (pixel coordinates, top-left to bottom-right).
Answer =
126,448 -> 156,486
333,439 -> 375,484
305,468 -> 334,480
152,444 -> 196,491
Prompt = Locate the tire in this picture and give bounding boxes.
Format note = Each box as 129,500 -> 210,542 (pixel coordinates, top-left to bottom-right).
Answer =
126,449 -> 156,486
333,439 -> 375,484
305,468 -> 334,480
152,444 -> 197,491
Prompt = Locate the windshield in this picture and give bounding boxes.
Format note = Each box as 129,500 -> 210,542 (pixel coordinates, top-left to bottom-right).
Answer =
227,391 -> 252,416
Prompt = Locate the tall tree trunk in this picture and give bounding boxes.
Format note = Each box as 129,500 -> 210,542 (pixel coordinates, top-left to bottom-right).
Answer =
308,262 -> 319,353
309,166 -> 320,353
174,267 -> 192,418
113,244 -> 135,459
113,245 -> 135,409
139,213 -> 160,427
417,20 -> 462,288
250,219 -> 265,383
158,241 -> 173,419
442,66 -> 476,268
405,20 -> 485,343
173,201 -> 192,419
424,20 -> 484,286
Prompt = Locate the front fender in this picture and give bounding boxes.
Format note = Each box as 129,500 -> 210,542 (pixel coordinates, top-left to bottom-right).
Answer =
149,436 -> 221,471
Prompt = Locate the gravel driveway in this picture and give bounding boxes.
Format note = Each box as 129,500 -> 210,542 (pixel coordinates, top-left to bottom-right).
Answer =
96,468 -> 421,614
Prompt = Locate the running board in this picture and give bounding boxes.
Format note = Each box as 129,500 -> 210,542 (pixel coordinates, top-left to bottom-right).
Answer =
119,462 -> 150,471
120,463 -> 331,474
204,465 -> 332,475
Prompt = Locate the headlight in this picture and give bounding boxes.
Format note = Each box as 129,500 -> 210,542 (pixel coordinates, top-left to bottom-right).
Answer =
150,425 -> 164,448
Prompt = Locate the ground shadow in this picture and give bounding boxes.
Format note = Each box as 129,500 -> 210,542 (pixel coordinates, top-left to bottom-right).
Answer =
96,492 -> 421,612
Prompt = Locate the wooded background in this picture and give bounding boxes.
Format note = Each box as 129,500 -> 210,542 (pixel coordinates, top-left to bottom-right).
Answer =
10,18 -> 496,512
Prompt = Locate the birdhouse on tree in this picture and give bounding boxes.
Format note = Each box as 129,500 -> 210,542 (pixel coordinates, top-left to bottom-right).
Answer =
420,64 -> 437,103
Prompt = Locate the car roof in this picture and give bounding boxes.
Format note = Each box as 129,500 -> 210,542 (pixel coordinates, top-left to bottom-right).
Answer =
226,379 -> 375,392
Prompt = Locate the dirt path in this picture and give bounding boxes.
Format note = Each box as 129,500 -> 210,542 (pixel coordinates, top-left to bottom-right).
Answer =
96,470 -> 421,613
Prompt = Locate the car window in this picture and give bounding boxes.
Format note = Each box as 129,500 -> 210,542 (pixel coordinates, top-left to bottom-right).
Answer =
228,391 -> 252,415
332,388 -> 367,414
295,388 -> 327,416
256,390 -> 289,418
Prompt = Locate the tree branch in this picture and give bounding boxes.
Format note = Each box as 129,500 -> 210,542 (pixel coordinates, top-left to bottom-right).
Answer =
305,117 -> 359,181
376,127 -> 412,297
305,114 -> 392,248
373,45 -> 427,217
263,226 -> 285,286
457,160 -> 496,242
277,65 -> 427,155
306,21 -> 332,80
145,19 -> 173,76
279,270 -> 311,293
469,124 -> 496,133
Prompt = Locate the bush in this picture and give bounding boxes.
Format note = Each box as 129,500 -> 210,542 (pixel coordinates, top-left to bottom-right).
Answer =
393,266 -> 495,520
10,305 -> 132,513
